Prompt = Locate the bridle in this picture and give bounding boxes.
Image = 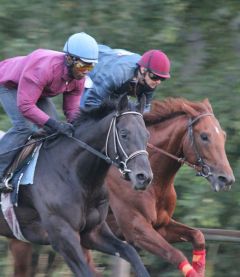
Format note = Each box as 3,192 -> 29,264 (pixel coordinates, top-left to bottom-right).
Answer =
105,111 -> 148,178
147,112 -> 214,178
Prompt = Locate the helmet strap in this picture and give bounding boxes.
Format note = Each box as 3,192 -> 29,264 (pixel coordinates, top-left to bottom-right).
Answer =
116,67 -> 154,100
136,67 -> 154,93
64,55 -> 75,78
65,54 -> 74,67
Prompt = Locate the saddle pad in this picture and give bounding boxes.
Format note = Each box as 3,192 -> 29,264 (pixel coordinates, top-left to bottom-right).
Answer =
11,144 -> 42,205
20,144 -> 42,185
1,193 -> 28,242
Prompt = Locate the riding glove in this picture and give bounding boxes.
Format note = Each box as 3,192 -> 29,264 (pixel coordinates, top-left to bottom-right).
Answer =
44,118 -> 74,137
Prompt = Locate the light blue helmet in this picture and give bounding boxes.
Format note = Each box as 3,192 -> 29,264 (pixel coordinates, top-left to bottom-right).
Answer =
63,32 -> 98,63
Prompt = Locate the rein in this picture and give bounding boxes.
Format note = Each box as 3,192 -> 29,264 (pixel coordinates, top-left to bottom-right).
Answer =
0,111 -> 148,179
69,136 -> 117,166
70,111 -> 148,178
147,112 -> 214,178
0,133 -> 57,155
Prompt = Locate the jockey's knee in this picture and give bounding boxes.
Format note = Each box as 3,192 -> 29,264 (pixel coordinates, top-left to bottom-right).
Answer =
13,125 -> 34,135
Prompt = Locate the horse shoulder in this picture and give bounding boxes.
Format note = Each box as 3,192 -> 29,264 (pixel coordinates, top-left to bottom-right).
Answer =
107,167 -> 158,225
151,182 -> 177,226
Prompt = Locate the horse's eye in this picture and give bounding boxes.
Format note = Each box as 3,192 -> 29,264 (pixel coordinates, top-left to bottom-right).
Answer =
119,129 -> 128,139
200,133 -> 208,141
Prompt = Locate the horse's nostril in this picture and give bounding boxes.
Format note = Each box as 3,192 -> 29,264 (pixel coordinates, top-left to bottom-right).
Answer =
136,173 -> 152,187
218,175 -> 235,186
218,176 -> 227,183
137,173 -> 146,181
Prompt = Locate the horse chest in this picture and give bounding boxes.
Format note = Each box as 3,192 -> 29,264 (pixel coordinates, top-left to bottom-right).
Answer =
84,207 -> 107,231
153,189 -> 176,226
82,193 -> 109,231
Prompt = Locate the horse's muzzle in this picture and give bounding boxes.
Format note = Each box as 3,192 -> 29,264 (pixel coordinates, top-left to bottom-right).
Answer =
131,171 -> 153,191
208,172 -> 235,192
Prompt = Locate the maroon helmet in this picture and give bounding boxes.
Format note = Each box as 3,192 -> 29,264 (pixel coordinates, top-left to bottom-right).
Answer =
138,50 -> 171,78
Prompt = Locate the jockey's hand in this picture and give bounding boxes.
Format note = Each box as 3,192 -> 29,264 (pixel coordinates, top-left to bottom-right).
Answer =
31,128 -> 48,138
44,118 -> 74,137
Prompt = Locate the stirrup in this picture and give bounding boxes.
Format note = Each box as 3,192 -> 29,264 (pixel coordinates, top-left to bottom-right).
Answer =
0,173 -> 13,193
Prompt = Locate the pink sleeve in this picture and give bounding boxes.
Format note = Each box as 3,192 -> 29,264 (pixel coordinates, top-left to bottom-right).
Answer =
63,81 -> 84,122
17,65 -> 51,126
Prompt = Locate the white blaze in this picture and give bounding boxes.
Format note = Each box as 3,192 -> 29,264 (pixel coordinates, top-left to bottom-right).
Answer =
215,126 -> 220,134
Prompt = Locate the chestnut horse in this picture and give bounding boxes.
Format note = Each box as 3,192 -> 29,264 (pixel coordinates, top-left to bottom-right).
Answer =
8,98 -> 235,277
105,98 -> 235,277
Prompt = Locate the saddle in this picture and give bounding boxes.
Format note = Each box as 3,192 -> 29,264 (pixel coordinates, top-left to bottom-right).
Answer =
3,136 -> 42,190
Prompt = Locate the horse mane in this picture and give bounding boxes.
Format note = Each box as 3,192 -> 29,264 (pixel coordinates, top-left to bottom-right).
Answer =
73,100 -> 117,127
144,97 -> 213,126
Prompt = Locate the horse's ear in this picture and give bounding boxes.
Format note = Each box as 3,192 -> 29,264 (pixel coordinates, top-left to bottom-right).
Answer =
203,98 -> 213,113
117,93 -> 129,113
136,94 -> 146,114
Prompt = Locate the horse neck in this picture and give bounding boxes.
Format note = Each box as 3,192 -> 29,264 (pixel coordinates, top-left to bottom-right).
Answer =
74,113 -> 114,187
148,115 -> 188,191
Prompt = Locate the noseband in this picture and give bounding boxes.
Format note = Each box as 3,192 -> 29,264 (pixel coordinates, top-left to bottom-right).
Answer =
105,111 -> 148,178
187,113 -> 214,178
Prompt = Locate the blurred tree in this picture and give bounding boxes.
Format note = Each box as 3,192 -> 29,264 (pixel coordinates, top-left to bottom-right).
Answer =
0,0 -> 240,276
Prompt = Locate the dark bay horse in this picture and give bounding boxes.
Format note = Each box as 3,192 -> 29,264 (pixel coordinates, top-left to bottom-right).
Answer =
7,98 -> 235,276
0,95 -> 153,277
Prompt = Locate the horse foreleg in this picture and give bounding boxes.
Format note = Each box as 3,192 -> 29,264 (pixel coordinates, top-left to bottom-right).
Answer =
9,239 -> 32,277
81,221 -> 150,277
82,248 -> 103,277
159,219 -> 206,277
115,215 -> 200,277
43,217 -> 94,277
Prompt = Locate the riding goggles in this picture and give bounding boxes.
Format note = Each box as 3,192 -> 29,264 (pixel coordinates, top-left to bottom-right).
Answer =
148,71 -> 166,81
73,59 -> 95,72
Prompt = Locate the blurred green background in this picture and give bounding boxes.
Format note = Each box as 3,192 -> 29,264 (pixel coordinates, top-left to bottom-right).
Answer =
0,0 -> 240,276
